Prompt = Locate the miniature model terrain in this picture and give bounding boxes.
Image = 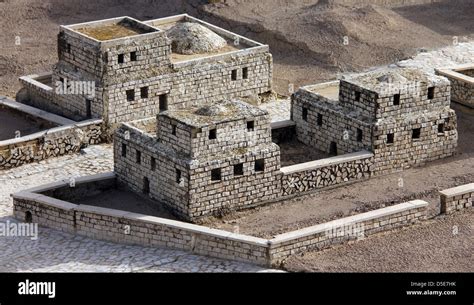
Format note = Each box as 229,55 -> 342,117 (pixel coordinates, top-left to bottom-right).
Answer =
1,0 -> 473,273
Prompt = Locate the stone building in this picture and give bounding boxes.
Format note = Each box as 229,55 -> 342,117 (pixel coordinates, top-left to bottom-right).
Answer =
19,14 -> 273,136
292,68 -> 458,174
114,99 -> 281,221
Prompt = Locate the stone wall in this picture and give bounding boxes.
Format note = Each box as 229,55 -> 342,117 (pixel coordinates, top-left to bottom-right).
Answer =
21,15 -> 273,135
0,119 -> 103,170
440,183 -> 474,214
12,178 -> 270,266
280,151 -> 374,196
268,200 -> 428,265
115,115 -> 282,221
436,67 -> 474,108
114,124 -> 191,220
292,88 -> 373,155
11,183 -> 431,267
105,49 -> 272,129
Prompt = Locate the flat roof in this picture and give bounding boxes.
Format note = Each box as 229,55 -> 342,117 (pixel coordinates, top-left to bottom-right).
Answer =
345,68 -> 449,93
62,16 -> 161,43
161,99 -> 268,128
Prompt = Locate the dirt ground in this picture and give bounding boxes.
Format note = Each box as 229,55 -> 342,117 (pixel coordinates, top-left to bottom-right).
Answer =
75,187 -> 177,220
1,0 -> 474,97
203,103 -> 474,238
284,209 -> 474,272
0,108 -> 53,141
279,138 -> 331,166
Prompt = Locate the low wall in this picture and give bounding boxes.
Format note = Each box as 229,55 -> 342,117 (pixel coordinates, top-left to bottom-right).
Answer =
440,183 -> 474,214
0,99 -> 103,170
436,66 -> 474,108
12,173 -> 270,266
12,174 -> 431,267
268,200 -> 428,265
280,150 -> 374,196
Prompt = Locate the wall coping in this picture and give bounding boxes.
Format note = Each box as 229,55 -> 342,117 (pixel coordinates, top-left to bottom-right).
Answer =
270,120 -> 295,130
0,98 -> 75,126
280,150 -> 374,175
0,117 -> 103,147
439,183 -> 474,197
19,74 -> 53,91
435,67 -> 474,84
269,200 -> 428,245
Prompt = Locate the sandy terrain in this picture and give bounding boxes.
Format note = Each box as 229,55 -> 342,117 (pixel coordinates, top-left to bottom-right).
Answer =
0,108 -> 54,141
75,187 -> 177,220
284,209 -> 474,272
1,0 -> 473,97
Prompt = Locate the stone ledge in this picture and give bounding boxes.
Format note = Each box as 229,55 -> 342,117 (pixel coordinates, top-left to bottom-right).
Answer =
436,67 -> 474,84
270,120 -> 295,130
440,183 -> 474,197
280,150 -> 374,175
0,98 -> 75,126
269,200 -> 428,245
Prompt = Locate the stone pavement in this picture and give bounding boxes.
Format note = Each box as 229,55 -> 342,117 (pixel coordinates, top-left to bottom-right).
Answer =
0,145 -> 279,272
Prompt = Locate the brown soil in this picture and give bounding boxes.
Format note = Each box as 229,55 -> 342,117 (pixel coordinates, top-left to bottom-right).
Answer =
75,187 -> 177,220
76,24 -> 146,41
0,107 -> 54,141
284,209 -> 474,272
1,0 -> 473,97
203,103 -> 474,239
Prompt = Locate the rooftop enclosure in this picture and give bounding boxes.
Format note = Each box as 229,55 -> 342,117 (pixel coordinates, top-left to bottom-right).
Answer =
292,68 -> 458,174
20,14 -> 272,134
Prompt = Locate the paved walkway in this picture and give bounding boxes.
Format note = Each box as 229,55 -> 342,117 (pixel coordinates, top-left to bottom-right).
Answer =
0,145 -> 278,272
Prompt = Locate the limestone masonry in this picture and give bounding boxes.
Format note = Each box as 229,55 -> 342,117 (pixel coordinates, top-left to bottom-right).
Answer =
19,14 -> 273,137
11,14 -> 465,225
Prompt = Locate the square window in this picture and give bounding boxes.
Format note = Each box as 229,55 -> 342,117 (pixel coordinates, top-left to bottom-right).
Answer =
302,107 -> 308,122
176,169 -> 182,183
151,157 -> 156,171
428,87 -> 435,99
130,51 -> 137,61
66,43 -> 71,54
159,94 -> 168,112
438,123 -> 445,134
357,128 -> 363,142
136,150 -> 141,164
242,67 -> 248,79
255,159 -> 265,172
209,128 -> 217,140
317,113 -> 323,126
234,163 -> 244,176
387,133 -> 394,144
121,143 -> 127,157
355,91 -> 361,102
247,120 -> 254,131
171,124 -> 177,136
118,54 -> 124,64
59,77 -> 64,83
231,69 -> 237,81
211,168 -> 221,181
140,87 -> 148,99
393,94 -> 400,106
412,128 -> 421,139
126,89 -> 134,102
